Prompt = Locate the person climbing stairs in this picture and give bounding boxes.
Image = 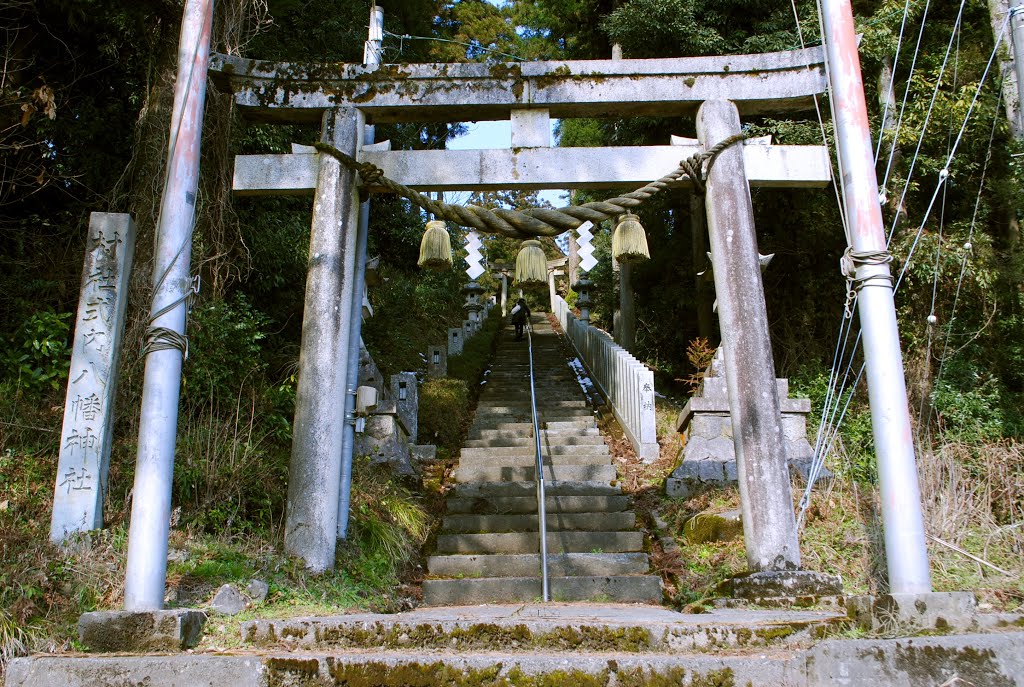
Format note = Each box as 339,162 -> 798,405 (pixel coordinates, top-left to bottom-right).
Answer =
423,314 -> 662,605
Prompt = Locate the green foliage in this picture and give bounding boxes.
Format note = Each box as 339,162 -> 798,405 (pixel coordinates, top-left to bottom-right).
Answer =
361,265 -> 467,378
346,459 -> 430,584
2,310 -> 72,392
418,378 -> 470,450
602,0 -> 814,58
448,315 -> 502,386
182,295 -> 271,406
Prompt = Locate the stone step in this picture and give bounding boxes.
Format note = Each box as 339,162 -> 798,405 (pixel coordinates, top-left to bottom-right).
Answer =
449,480 -> 623,499
468,422 -> 598,436
477,400 -> 587,409
461,444 -> 609,459
427,551 -> 650,578
233,605 -> 848,655
545,420 -> 599,431
463,435 -> 606,448
474,406 -> 593,417
469,416 -> 598,430
422,574 -> 662,605
457,454 -> 611,469
435,530 -> 643,554
440,511 -> 636,534
474,395 -> 585,405
471,427 -> 601,440
446,494 -> 631,514
467,422 -> 598,438
452,463 -> 617,483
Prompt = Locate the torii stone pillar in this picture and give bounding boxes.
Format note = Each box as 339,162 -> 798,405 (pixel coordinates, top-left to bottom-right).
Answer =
697,99 -> 801,572
500,272 -> 509,317
618,261 -> 636,350
285,107 -> 363,572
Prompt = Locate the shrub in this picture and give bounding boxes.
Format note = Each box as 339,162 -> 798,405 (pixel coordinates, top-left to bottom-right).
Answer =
181,294 -> 270,406
418,378 -> 470,451
2,310 -> 71,392
447,315 -> 501,388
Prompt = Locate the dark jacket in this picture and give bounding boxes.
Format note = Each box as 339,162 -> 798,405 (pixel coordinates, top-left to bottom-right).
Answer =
511,300 -> 531,324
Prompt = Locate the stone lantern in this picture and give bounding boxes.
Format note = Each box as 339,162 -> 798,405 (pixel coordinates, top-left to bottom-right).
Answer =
463,281 -> 485,330
573,277 -> 595,325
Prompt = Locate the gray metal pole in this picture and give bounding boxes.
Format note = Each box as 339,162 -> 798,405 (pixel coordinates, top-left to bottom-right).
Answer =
821,0 -> 932,593
124,0 -> 213,611
1011,2 -> 1024,134
526,320 -> 550,601
337,4 -> 382,539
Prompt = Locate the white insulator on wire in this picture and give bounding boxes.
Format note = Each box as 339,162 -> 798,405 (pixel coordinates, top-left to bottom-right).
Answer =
878,188 -> 888,205
963,241 -> 972,251
927,314 -> 938,326
939,168 -> 949,181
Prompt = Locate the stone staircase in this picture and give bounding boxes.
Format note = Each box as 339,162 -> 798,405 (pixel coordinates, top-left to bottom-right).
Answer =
422,315 -> 662,605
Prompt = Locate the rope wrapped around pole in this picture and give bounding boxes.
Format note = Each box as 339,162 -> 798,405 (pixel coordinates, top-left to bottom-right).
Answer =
313,132 -> 747,239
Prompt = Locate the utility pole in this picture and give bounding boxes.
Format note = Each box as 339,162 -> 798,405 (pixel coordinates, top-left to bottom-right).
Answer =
124,0 -> 213,610
1011,1 -> 1024,135
990,0 -> 1024,137
820,0 -> 932,594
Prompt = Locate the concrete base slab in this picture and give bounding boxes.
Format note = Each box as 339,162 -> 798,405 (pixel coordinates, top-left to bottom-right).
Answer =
239,603 -> 843,651
77,609 -> 207,652
807,631 -> 1024,686
846,591 -> 978,633
6,651 -> 799,687
12,632 -> 1024,687
718,570 -> 844,601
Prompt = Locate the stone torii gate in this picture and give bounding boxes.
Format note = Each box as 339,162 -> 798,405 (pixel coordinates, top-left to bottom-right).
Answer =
209,44 -> 833,577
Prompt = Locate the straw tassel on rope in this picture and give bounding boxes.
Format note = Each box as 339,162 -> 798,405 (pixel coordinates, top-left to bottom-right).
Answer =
514,240 -> 548,287
612,213 -> 650,263
417,219 -> 453,270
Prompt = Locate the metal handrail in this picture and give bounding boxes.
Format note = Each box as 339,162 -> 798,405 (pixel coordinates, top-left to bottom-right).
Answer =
525,317 -> 550,601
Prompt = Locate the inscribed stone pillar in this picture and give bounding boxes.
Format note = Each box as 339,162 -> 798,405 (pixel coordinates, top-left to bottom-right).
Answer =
285,107 -> 362,572
448,328 -> 464,355
697,99 -> 800,572
428,345 -> 447,378
50,213 -> 136,542
391,372 -> 418,442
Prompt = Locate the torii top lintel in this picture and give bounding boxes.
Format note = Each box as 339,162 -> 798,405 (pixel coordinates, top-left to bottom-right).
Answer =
208,46 -> 826,125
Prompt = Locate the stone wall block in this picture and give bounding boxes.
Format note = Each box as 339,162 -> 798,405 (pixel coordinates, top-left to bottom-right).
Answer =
707,436 -> 735,462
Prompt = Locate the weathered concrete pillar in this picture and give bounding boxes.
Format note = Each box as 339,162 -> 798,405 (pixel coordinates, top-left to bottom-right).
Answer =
51,213 -> 136,543
285,107 -> 362,572
618,262 -> 636,350
547,268 -> 557,310
697,99 -> 800,572
500,273 -> 509,317
568,231 -> 580,288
